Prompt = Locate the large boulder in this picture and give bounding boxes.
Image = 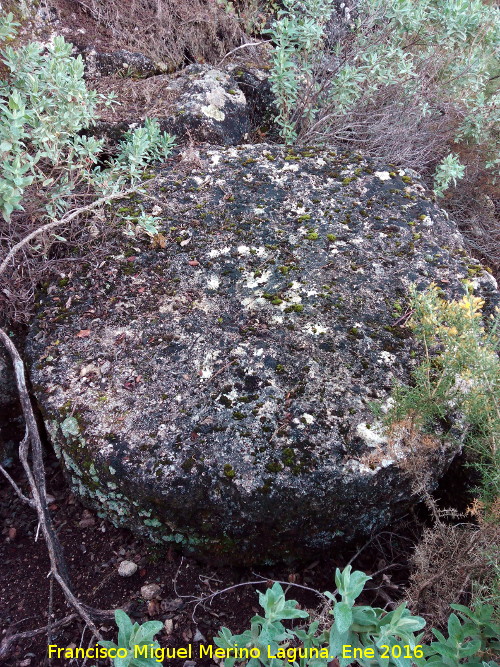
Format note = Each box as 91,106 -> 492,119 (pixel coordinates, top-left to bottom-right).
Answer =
91,65 -> 250,147
26,145 -> 498,563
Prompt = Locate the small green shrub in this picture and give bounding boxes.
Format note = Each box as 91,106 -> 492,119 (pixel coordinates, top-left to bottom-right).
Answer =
0,16 -> 175,233
266,0 -> 499,194
99,609 -> 163,666
212,565 -> 499,667
433,153 -> 467,198
384,282 -> 499,517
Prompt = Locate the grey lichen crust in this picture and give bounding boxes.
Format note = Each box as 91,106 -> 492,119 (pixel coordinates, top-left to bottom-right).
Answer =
27,145 -> 498,563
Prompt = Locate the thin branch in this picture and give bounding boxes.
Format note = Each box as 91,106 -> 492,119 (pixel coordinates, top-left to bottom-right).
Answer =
217,40 -> 271,66
0,614 -> 78,661
0,183 -> 151,279
0,329 -> 104,646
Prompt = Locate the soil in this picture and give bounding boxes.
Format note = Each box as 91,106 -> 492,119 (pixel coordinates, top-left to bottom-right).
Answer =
1,419 -> 429,667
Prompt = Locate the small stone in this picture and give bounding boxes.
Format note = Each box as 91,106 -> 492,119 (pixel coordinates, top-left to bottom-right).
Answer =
118,560 -> 138,577
141,583 -> 161,600
164,618 -> 174,634
193,628 -> 206,642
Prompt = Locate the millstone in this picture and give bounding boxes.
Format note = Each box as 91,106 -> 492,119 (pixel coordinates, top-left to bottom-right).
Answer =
27,145 -> 498,563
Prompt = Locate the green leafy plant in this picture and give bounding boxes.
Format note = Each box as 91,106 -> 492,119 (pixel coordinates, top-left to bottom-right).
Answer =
0,18 -> 175,232
265,0 -> 334,144
433,153 -> 466,198
212,566 -> 500,667
265,0 -> 499,191
99,609 -> 163,666
385,283 -> 500,516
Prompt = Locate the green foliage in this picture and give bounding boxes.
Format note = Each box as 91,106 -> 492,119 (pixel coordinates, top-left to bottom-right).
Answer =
212,566 -> 500,667
0,12 -> 17,41
385,283 -> 500,516
0,18 -> 175,235
99,609 -> 163,666
265,0 -> 334,144
266,0 -> 499,190
433,153 -> 466,198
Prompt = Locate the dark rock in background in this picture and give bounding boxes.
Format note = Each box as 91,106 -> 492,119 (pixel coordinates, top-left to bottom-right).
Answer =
89,65 -> 251,147
78,47 -> 165,79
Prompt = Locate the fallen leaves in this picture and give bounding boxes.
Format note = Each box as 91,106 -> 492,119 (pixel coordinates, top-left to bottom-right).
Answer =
75,329 -> 91,338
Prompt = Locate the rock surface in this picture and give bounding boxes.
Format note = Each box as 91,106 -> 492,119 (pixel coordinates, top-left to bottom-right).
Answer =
79,47 -> 164,79
91,65 -> 250,147
26,145 -> 498,563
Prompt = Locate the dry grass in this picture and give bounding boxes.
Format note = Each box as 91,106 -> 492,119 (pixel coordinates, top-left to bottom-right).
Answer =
358,415 -> 445,496
92,75 -> 178,122
75,0 -> 252,71
0,202 -> 124,326
439,141 -> 500,276
406,515 -> 499,633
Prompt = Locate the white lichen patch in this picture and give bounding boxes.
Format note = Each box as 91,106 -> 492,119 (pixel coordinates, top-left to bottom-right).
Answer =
198,350 -> 220,380
243,269 -> 271,289
356,421 -> 388,448
208,246 -> 230,258
378,351 -> 396,365
61,416 -> 80,438
374,171 -> 391,181
304,323 -> 328,335
206,275 -> 220,290
201,104 -> 225,121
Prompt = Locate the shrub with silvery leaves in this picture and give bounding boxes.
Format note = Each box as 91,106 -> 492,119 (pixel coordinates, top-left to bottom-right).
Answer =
266,0 -> 499,196
0,14 -> 174,235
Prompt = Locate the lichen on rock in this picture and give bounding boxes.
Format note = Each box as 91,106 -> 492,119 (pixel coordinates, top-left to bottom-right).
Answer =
26,144 -> 499,564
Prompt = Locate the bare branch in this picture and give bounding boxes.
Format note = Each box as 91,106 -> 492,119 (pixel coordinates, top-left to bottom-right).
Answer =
0,183 -> 151,280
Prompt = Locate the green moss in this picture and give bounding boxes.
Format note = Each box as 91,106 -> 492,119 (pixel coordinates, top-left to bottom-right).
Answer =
401,175 -> 413,184
467,264 -> 484,277
275,364 -> 285,374
281,447 -> 295,466
284,304 -> 304,313
181,457 -> 196,472
327,234 -> 337,242
223,464 -> 236,479
348,327 -> 363,339
305,232 -> 319,240
232,411 -> 246,420
266,461 -> 283,473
